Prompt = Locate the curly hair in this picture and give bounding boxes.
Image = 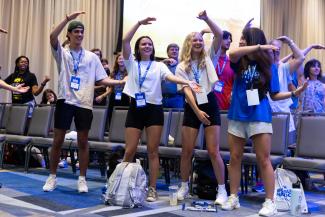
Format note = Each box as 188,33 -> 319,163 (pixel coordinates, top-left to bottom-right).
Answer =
180,32 -> 207,73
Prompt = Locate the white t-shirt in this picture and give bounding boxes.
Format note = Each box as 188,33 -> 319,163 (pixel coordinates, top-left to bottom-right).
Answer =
268,62 -> 295,131
123,54 -> 172,105
51,44 -> 108,110
176,47 -> 218,94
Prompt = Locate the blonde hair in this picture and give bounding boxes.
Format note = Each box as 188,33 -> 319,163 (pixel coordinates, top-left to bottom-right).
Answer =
180,32 -> 207,73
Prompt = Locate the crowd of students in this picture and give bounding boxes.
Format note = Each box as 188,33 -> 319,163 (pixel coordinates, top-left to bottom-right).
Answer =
1,9 -> 324,217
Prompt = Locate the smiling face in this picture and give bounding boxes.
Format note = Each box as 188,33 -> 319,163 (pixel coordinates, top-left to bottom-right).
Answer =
191,32 -> 204,55
67,28 -> 84,47
221,35 -> 232,51
309,62 -> 321,77
117,55 -> 125,67
17,57 -> 29,71
138,37 -> 153,60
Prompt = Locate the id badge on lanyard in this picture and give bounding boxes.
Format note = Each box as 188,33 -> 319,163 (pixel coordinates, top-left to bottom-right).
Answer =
214,81 -> 224,93
70,76 -> 80,90
245,65 -> 260,106
115,91 -> 122,100
136,61 -> 152,107
196,88 -> 208,105
70,50 -> 83,91
135,92 -> 146,107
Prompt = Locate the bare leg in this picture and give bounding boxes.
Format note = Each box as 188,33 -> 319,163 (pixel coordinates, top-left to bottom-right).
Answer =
252,133 -> 274,200
146,125 -> 163,188
77,130 -> 89,177
123,127 -> 141,162
205,125 -> 225,184
49,128 -> 66,174
228,133 -> 246,195
180,126 -> 198,181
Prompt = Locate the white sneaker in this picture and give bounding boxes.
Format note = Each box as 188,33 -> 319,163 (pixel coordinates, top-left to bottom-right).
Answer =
214,188 -> 228,205
258,199 -> 277,216
221,194 -> 240,210
146,186 -> 158,202
176,184 -> 189,201
43,175 -> 57,192
78,177 -> 88,193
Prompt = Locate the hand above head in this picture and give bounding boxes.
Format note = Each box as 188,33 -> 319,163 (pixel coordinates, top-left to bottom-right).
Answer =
197,10 -> 208,21
260,44 -> 279,51
200,28 -> 212,36
188,81 -> 201,93
276,36 -> 293,44
138,17 -> 156,25
0,28 -> 8,34
15,84 -> 30,93
66,11 -> 86,21
311,44 -> 325,50
244,18 -> 254,29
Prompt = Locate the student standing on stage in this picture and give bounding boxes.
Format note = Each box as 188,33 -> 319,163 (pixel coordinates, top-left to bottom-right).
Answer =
221,27 -> 307,216
122,16 -> 200,202
175,10 -> 227,205
43,11 -> 125,193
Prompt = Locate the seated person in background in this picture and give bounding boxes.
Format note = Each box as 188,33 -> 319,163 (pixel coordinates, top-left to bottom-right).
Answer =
161,43 -> 184,108
301,59 -> 325,113
40,89 -> 57,104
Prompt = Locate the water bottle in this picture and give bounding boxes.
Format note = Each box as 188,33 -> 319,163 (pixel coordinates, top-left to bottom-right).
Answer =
290,181 -> 302,216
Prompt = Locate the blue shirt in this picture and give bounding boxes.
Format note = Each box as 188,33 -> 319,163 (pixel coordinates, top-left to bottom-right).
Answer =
290,71 -> 299,109
228,62 -> 280,123
161,63 -> 178,94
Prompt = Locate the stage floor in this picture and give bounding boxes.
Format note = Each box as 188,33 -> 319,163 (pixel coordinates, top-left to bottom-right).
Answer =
0,166 -> 324,217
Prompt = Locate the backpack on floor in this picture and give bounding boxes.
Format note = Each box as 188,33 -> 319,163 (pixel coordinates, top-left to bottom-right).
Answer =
194,160 -> 218,200
104,162 -> 147,208
274,168 -> 308,213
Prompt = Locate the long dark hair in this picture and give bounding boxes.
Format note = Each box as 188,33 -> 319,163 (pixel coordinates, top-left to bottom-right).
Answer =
41,89 -> 57,104
110,53 -> 127,79
134,36 -> 155,61
238,28 -> 272,96
13,56 -> 31,75
304,59 -> 322,80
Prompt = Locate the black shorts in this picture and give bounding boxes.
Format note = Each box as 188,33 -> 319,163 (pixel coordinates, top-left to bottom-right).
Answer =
125,98 -> 164,130
54,99 -> 93,131
183,92 -> 221,129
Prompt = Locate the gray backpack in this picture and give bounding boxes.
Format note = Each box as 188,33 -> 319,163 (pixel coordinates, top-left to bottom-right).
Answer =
104,162 -> 147,208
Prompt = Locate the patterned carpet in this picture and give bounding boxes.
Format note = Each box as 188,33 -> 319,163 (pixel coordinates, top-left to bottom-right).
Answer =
0,168 -> 324,217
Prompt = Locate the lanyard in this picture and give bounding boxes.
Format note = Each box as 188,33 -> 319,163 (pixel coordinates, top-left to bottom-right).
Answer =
70,49 -> 83,74
243,65 -> 257,89
138,61 -> 152,91
216,56 -> 227,75
191,63 -> 201,84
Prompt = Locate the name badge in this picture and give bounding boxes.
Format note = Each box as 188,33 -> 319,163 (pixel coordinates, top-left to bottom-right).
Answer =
246,89 -> 260,106
135,92 -> 146,107
214,81 -> 224,93
70,76 -> 80,91
115,91 -> 122,100
196,88 -> 208,105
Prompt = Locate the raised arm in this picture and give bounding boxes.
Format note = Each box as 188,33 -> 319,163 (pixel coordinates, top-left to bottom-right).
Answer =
122,17 -> 156,59
281,44 -> 325,63
197,10 -> 223,53
97,76 -> 127,87
270,79 -> 308,101
0,28 -> 8,34
276,36 -> 305,74
32,76 -> 50,96
50,11 -> 85,50
229,44 -> 279,63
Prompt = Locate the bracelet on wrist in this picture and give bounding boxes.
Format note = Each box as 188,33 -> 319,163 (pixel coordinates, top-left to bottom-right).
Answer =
291,91 -> 296,97
41,83 -> 46,87
288,40 -> 294,47
66,14 -> 70,22
137,21 -> 141,26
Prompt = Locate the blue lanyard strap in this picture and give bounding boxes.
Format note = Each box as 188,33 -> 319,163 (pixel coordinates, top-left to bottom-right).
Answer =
216,56 -> 227,75
191,64 -> 201,84
243,65 -> 257,88
138,61 -> 152,91
70,49 -> 83,74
